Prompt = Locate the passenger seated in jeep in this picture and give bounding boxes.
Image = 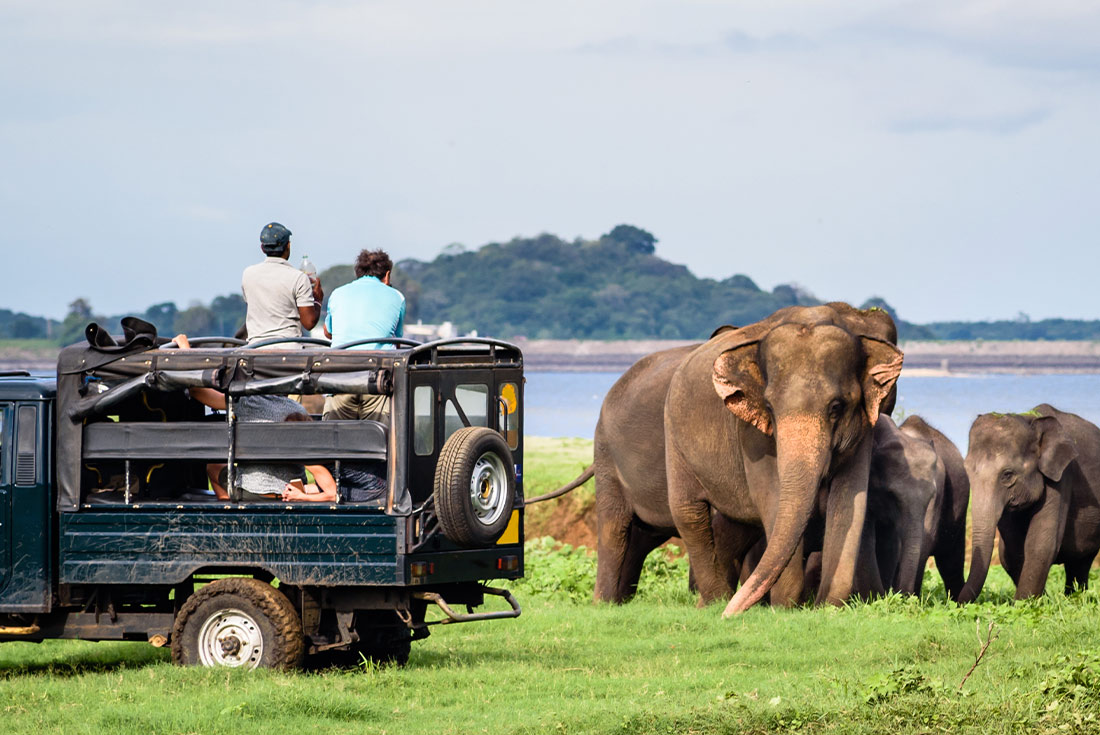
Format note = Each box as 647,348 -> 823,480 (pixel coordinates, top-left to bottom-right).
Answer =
169,334 -> 385,504
197,400 -> 338,502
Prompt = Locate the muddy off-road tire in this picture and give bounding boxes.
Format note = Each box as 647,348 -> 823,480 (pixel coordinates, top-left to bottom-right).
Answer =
171,578 -> 304,670
435,427 -> 516,547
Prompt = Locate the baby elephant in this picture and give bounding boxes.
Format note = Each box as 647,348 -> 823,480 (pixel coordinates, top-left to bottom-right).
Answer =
898,416 -> 970,601
959,404 -> 1100,602
861,415 -> 945,597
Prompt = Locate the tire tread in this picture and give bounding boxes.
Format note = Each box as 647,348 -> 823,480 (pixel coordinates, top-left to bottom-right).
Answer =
434,427 -> 514,547
170,577 -> 304,670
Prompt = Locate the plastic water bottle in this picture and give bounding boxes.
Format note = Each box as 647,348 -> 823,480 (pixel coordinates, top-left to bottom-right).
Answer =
299,255 -> 317,277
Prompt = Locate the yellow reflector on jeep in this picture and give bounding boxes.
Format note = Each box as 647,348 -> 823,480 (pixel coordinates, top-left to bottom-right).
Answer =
497,510 -> 520,545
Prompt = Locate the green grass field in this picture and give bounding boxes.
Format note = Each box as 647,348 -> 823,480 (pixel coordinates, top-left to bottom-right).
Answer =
2,438 -> 1100,734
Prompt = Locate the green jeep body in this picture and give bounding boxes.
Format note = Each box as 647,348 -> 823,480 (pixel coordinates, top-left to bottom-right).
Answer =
0,336 -> 524,667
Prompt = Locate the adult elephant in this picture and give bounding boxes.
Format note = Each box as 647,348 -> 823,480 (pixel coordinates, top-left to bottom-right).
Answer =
898,415 -> 970,600
959,404 -> 1100,602
593,303 -> 902,612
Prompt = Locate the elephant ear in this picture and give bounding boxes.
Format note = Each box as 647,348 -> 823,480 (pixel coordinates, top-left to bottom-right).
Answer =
712,341 -> 771,435
710,324 -> 740,339
859,337 -> 903,427
1034,415 -> 1077,482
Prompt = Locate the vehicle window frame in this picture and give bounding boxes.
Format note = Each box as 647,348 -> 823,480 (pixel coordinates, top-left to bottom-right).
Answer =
443,382 -> 490,443
497,381 -> 519,450
0,403 -> 7,486
412,385 -> 434,457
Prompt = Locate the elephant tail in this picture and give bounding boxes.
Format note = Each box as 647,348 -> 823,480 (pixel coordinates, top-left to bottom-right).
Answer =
524,465 -> 595,505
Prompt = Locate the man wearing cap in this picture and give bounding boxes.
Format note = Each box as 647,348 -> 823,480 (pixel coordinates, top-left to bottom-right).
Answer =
241,222 -> 323,346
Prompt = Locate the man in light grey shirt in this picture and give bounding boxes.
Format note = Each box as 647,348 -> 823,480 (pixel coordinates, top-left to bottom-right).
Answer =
241,222 -> 323,345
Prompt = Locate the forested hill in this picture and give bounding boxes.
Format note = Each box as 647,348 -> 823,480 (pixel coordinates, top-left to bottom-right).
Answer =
6,224 -> 1100,343
389,225 -> 823,340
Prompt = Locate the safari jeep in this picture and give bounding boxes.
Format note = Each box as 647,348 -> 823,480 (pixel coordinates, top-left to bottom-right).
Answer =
0,329 -> 524,668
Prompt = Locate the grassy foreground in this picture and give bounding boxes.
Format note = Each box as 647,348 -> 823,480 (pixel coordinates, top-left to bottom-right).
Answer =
3,438 -> 1100,734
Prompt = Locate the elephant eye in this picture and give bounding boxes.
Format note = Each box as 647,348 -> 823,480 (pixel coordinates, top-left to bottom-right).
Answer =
999,469 -> 1017,487
828,399 -> 845,420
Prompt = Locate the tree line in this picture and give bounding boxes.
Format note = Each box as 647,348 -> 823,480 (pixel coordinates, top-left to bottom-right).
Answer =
5,225 -> 1099,343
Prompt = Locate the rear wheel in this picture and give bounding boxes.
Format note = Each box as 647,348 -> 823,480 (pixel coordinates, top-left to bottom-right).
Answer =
305,611 -> 412,669
435,427 -> 515,547
171,578 -> 304,670
353,612 -> 412,666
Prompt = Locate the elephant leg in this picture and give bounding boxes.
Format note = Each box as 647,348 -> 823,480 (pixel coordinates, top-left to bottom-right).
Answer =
739,537 -> 767,587
817,433 -> 872,606
998,534 -> 1022,586
615,521 -> 671,601
712,513 -> 762,593
1014,492 -> 1069,600
803,551 -> 823,603
594,469 -> 641,603
767,539 -> 806,607
1064,558 -> 1092,595
932,533 -> 966,601
873,520 -> 900,593
853,523 -> 885,600
668,452 -> 733,605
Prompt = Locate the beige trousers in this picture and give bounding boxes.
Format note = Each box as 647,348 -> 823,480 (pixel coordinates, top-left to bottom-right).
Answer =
323,393 -> 391,423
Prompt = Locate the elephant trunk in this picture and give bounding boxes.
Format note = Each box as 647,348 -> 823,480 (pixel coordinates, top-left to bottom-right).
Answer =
723,416 -> 830,616
892,511 -> 926,595
958,489 -> 1007,604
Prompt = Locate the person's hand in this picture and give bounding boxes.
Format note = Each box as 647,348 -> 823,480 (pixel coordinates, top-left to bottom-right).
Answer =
283,482 -> 319,501
172,334 -> 191,350
309,275 -> 323,301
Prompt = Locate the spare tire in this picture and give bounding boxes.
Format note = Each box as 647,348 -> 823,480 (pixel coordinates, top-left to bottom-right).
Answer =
434,427 -> 516,547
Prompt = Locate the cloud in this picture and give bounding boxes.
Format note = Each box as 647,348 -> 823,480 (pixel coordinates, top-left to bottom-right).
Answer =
722,30 -> 815,54
578,28 -> 815,57
842,2 -> 1100,75
888,107 -> 1052,135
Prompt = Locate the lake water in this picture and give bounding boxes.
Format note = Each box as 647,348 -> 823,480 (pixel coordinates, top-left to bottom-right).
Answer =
524,371 -> 1100,454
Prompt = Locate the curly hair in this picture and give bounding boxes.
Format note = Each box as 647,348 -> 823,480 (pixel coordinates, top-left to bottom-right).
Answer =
354,249 -> 393,279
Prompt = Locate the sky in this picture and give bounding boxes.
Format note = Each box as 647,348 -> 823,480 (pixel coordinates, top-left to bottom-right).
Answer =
3,1 -> 1099,324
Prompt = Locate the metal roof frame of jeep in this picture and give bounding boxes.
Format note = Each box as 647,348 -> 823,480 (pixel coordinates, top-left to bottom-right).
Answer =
53,335 -> 522,513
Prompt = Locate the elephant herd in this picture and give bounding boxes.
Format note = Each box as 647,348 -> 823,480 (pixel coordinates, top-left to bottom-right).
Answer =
592,303 -> 1100,614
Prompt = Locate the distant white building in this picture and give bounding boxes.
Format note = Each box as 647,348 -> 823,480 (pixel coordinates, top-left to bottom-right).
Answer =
404,320 -> 477,342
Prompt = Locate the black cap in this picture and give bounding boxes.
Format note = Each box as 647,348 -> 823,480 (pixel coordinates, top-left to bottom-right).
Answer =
260,222 -> 291,253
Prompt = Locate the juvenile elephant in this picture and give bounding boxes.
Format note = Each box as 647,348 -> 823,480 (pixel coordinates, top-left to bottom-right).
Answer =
959,404 -> 1100,602
593,303 -> 902,612
862,415 -> 945,597
898,415 -> 970,600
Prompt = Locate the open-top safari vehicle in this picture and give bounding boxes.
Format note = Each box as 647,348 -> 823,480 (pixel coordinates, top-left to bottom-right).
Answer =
0,324 -> 525,668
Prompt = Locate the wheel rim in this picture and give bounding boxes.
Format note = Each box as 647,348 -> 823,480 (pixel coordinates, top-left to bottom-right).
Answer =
197,608 -> 264,668
469,451 -> 509,526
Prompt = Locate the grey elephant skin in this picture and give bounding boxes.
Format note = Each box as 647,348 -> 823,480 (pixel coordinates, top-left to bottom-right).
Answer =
898,415 -> 970,600
959,404 -> 1100,602
741,414 -> 966,603
593,303 -> 902,613
863,415 -> 945,597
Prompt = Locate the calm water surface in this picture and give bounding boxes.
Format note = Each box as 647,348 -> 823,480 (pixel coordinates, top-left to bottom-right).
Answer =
524,371 -> 1100,454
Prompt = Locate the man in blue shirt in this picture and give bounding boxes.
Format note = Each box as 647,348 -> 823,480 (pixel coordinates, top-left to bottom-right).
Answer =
322,249 -> 406,422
